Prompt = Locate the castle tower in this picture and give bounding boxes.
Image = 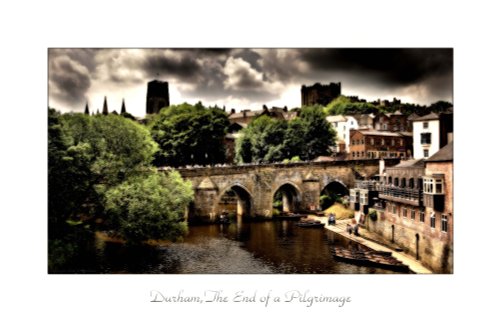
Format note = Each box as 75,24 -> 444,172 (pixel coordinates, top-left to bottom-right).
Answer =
146,80 -> 170,114
301,82 -> 341,107
120,98 -> 126,114
102,96 -> 109,115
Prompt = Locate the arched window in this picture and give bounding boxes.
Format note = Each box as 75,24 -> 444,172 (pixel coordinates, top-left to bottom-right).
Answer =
401,178 -> 406,188
409,178 -> 414,189
394,177 -> 399,187
388,177 -> 392,185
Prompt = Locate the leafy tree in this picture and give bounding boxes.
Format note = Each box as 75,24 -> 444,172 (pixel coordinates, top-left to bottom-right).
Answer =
148,103 -> 229,166
236,107 -> 336,163
295,106 -> 337,160
104,170 -> 193,244
235,115 -> 287,163
325,95 -> 380,115
61,113 -> 158,187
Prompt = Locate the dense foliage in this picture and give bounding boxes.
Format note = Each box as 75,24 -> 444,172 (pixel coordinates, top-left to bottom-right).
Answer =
235,106 -> 337,163
104,170 -> 193,244
148,103 -> 229,167
325,95 -> 453,116
49,109 -> 194,270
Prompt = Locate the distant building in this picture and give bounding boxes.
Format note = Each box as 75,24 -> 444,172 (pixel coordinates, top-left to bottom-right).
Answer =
227,105 -> 298,125
351,113 -> 376,130
301,82 -> 341,106
349,129 -> 412,160
373,111 -> 411,132
146,80 -> 170,114
412,112 -> 453,159
326,115 -> 358,153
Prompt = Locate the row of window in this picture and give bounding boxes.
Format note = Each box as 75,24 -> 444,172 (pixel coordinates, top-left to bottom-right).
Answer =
389,203 -> 448,232
352,138 -> 404,146
386,176 -> 417,189
352,151 -> 405,159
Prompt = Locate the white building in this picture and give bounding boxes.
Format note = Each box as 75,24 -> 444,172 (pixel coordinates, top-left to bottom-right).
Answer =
326,115 -> 358,153
412,112 -> 453,159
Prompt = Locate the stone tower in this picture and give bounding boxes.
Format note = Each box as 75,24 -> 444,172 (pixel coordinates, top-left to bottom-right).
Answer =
301,82 -> 341,107
146,80 -> 170,114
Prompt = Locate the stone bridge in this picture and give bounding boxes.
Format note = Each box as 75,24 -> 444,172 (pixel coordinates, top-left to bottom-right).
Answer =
171,159 -> 399,223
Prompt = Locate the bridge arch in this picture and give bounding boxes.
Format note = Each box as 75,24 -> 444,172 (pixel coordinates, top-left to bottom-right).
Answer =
216,184 -> 253,217
320,179 -> 349,210
272,182 -> 303,213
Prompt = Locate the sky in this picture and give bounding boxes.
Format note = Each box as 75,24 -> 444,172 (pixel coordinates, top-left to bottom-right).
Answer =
48,48 -> 453,117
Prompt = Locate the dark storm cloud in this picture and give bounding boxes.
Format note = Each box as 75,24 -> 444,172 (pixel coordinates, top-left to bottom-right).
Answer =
49,48 -> 453,112
141,51 -> 203,81
49,50 -> 92,107
300,48 -> 453,86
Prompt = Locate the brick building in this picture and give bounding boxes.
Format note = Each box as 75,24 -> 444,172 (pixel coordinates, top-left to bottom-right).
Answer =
349,129 -> 412,159
349,143 -> 453,273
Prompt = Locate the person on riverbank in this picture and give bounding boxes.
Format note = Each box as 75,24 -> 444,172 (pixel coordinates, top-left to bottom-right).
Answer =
328,213 -> 336,225
346,224 -> 353,235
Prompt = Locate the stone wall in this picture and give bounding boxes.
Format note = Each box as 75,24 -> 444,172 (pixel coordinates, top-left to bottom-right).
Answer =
170,159 -> 398,223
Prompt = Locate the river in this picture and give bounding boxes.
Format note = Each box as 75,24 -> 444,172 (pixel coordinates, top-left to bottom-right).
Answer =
62,219 -> 404,274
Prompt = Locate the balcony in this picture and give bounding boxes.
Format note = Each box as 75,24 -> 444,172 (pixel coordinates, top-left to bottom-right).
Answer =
377,185 -> 422,206
355,180 -> 379,191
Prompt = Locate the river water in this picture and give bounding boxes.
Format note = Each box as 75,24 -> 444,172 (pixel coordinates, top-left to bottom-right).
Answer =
63,219 -> 404,274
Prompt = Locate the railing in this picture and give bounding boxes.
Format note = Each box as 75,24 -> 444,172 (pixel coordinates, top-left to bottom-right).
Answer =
355,180 -> 379,190
377,185 -> 422,202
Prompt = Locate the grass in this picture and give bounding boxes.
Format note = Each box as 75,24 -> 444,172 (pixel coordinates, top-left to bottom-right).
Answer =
323,203 -> 354,220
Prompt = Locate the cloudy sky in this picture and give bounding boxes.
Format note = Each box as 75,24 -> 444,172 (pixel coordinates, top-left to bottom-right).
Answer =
48,48 -> 453,116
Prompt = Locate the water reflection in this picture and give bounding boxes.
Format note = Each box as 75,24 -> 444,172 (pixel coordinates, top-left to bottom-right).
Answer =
74,220 -> 401,274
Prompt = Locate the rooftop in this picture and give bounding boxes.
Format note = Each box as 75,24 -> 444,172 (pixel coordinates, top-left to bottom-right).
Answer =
414,112 -> 440,121
394,159 -> 425,168
426,143 -> 453,162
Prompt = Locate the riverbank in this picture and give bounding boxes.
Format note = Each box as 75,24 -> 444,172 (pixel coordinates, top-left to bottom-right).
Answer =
310,216 -> 433,274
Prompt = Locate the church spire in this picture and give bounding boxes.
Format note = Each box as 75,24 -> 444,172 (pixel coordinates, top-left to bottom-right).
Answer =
84,101 -> 89,115
120,98 -> 126,114
102,96 -> 109,115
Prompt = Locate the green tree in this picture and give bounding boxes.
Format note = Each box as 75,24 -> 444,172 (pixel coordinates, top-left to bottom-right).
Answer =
325,95 -> 380,115
148,103 -> 229,166
104,170 -> 193,244
235,115 -> 287,163
296,106 -> 337,160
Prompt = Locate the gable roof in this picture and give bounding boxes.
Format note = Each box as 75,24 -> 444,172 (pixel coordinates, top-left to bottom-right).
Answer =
426,143 -> 453,162
414,112 -> 440,121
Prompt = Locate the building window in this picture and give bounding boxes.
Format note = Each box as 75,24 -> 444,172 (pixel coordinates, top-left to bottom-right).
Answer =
381,138 -> 385,145
441,214 -> 448,233
421,133 -> 432,144
393,204 -> 397,215
370,138 -> 374,145
423,176 -> 444,194
402,207 -> 407,218
420,210 -> 425,223
383,124 -> 387,130
409,178 -> 414,188
391,139 -> 395,146
430,213 -> 436,228
394,177 -> 399,186
388,177 -> 392,185
400,139 -> 403,146
423,149 -> 429,157
401,178 -> 406,188
361,151 -> 364,157
352,152 -> 355,158
423,122 -> 428,129
411,209 -> 416,220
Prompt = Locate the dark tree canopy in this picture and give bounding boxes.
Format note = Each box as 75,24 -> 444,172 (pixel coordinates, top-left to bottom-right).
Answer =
236,106 -> 336,163
148,103 -> 229,167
